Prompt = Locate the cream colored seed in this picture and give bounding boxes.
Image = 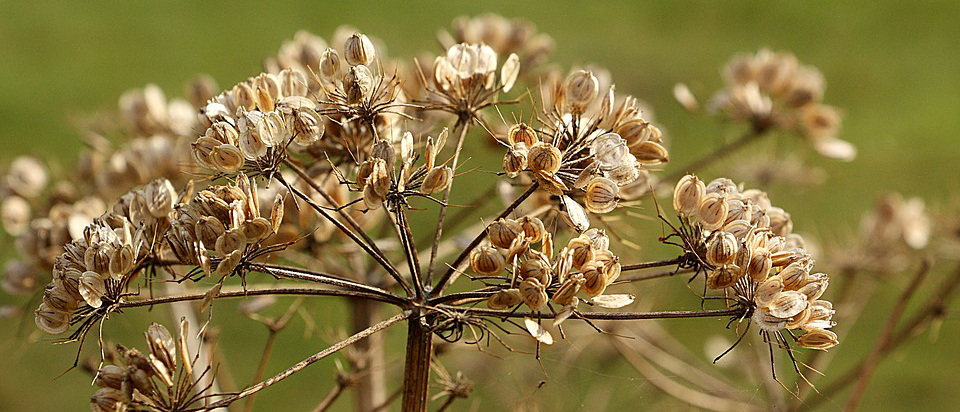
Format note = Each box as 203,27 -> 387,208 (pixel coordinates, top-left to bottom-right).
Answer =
519,277 -> 548,311
580,262 -> 607,297
502,143 -> 529,178
755,275 -> 784,307
507,123 -> 539,146
673,174 -> 705,217
552,274 -> 584,306
706,231 -> 739,266
746,247 -> 773,282
797,329 -> 839,350
420,166 -> 453,195
344,33 -> 376,66
584,177 -> 619,214
706,265 -> 741,290
769,290 -> 808,319
567,236 -> 595,270
564,70 -> 599,112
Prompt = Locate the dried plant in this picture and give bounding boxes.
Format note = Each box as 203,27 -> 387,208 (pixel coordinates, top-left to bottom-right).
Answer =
0,14 -> 954,412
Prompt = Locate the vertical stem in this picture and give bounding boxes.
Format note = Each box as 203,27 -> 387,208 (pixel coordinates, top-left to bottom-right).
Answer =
426,123 -> 471,285
352,299 -> 387,412
400,315 -> 434,412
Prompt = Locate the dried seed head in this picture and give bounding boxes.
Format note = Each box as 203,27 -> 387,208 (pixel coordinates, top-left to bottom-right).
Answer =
518,216 -> 546,243
470,245 -> 505,276
507,123 -> 538,146
487,218 -> 523,249
673,174 -> 705,217
564,70 -> 599,112
706,265 -> 741,289
706,231 -> 739,266
487,288 -> 522,310
584,177 -> 619,214
797,329 -> 839,350
769,290 -> 808,318
6,156 -> 48,198
420,166 -> 453,195
527,142 -> 562,175
344,33 -> 376,66
519,277 -> 548,310
697,193 -> 729,231
344,65 -> 374,104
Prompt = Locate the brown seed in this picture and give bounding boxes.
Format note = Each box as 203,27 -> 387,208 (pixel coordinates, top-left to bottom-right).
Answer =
487,218 -> 523,249
519,277 -> 548,311
519,257 -> 552,286
470,245 -> 505,276
527,142 -> 562,175
746,247 -> 773,282
779,261 -> 809,290
567,236 -> 594,270
581,262 -> 607,297
630,141 -> 669,163
507,123 -> 539,146
706,265 -> 741,290
518,216 -> 546,243
797,329 -> 839,350
706,231 -> 739,266
553,274 -> 584,306
487,289 -> 522,310
584,177 -> 619,214
420,166 -> 453,195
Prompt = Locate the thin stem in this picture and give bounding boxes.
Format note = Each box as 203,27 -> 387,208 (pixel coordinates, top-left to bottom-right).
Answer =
250,263 -> 406,305
660,126 -> 768,186
277,174 -> 413,296
426,122 -> 471,286
310,381 -> 346,412
241,331 -> 277,412
196,311 -> 409,411
613,267 -> 696,284
844,261 -> 928,411
392,207 -> 424,299
118,287 -> 404,309
435,395 -> 457,412
438,305 -> 745,321
432,182 -> 540,295
620,256 -> 686,272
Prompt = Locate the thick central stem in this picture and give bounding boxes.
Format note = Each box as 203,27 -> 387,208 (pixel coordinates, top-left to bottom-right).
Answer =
400,314 -> 433,412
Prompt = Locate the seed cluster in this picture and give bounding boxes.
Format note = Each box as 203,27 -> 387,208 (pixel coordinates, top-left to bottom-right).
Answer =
673,174 -> 838,349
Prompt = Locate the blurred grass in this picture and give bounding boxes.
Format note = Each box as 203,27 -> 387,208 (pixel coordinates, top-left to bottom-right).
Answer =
1,1 -> 959,411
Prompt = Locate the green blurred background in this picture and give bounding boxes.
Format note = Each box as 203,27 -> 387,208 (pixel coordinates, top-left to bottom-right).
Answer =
2,1 -> 959,411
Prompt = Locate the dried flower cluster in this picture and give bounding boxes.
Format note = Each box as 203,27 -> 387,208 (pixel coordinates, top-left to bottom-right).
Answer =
7,13 -> 950,412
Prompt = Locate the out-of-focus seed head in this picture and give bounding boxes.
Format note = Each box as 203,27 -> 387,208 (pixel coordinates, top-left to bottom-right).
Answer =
6,156 -> 48,198
500,53 -> 520,92
90,388 -> 126,412
1,195 -> 31,236
2,260 -> 38,295
344,33 -> 376,66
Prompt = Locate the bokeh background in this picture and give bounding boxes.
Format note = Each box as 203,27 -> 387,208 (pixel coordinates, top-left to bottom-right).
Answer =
2,1 -> 959,411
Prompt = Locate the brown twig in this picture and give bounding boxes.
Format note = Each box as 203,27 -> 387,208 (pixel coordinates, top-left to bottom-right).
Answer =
117,287 -> 405,309
195,311 -> 409,411
613,267 -> 696,284
438,305 -> 745,321
620,256 -> 686,272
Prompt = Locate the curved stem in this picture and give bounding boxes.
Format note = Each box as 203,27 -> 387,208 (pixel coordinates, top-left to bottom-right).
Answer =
118,288 -> 404,309
196,311 -> 410,411
250,263 -> 405,304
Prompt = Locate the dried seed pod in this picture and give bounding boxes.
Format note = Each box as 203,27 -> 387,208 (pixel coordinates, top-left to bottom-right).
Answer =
590,133 -> 629,170
519,277 -> 548,311
542,232 -> 554,260
278,68 -> 308,97
706,265 -> 741,289
584,228 -> 610,251
697,192 -> 729,231
253,73 -> 281,111
519,258 -> 552,286
560,194 -> 590,231
487,289 -> 522,310
755,275 -> 784,307
213,144 -> 246,172
581,261 -> 607,297
214,250 -> 242,277
567,236 -> 595,270
79,271 -> 107,308
362,183 -> 384,210
706,231 -> 739,266
34,302 -> 71,334
786,307 -> 812,330
500,53 -> 520,92
470,245 -> 505,276
630,141 -> 669,163
507,123 -> 538,146
290,109 -> 324,146
527,142 -> 562,175
344,33 -> 376,66
553,274 -> 584,306
502,143 -> 528,178
90,388 -> 126,412
746,247 -> 773,282
584,177 -> 619,214
215,229 -> 247,257
145,323 -> 177,374
673,174 -> 705,217
767,207 -> 793,236
420,166 -> 453,195
369,159 -> 391,198
487,218 -> 523,249
564,70 -> 599,112
108,245 -> 135,280
535,170 -> 569,195
344,64 -> 374,104
798,274 -> 829,301
518,216 -> 546,243
95,365 -> 127,390
269,194 -> 284,233
616,119 -> 654,147
232,82 -> 257,111
506,234 -> 531,262
752,306 -> 788,332
797,329 -> 839,350
43,284 -> 78,313
241,217 -> 273,243
769,290 -> 808,319
779,261 -> 809,290
319,48 -> 341,81
554,247 -> 573,284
